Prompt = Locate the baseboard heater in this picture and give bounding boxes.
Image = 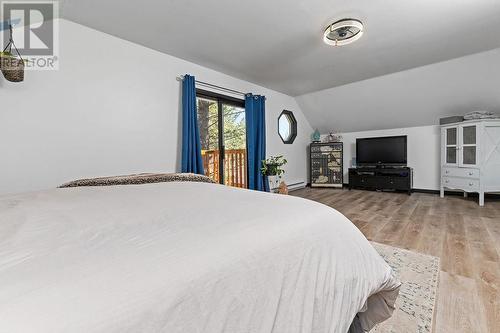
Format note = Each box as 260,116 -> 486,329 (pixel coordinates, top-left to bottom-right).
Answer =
271,181 -> 306,192
288,181 -> 306,191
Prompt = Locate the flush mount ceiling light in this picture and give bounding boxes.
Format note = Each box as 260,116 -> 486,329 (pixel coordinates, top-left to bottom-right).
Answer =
323,19 -> 364,46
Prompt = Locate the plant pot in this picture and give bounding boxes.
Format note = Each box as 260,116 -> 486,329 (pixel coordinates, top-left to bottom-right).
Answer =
0,54 -> 24,82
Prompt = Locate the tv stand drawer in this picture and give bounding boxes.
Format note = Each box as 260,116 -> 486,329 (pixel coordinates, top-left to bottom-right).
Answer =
348,167 -> 413,193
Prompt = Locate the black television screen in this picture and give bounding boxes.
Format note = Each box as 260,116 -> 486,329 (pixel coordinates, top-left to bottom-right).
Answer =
356,136 -> 407,166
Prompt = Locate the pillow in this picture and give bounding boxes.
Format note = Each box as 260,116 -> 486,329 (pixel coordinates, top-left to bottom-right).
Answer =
59,173 -> 216,188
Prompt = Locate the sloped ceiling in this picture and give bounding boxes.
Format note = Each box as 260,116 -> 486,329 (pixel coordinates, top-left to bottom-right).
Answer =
61,0 -> 500,132
61,0 -> 500,97
295,48 -> 500,133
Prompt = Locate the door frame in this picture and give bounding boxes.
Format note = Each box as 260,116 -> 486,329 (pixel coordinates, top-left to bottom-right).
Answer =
196,89 -> 246,185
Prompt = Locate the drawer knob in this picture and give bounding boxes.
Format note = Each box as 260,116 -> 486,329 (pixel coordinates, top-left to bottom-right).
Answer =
468,172 -> 473,176
445,170 -> 449,174
469,182 -> 474,186
445,180 -> 449,183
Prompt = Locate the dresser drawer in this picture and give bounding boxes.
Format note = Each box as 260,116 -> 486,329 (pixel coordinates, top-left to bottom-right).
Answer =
442,176 -> 479,191
442,167 -> 479,179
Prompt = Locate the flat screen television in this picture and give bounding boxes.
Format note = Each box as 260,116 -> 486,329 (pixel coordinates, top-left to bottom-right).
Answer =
356,135 -> 407,166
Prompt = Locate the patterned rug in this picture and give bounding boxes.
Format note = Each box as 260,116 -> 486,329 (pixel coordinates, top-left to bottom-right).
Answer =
371,242 -> 440,333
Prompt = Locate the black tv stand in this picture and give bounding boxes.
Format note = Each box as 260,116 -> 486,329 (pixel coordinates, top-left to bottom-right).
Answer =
348,166 -> 413,195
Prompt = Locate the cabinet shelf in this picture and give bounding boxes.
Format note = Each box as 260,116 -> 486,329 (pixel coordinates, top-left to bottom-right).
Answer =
310,142 -> 343,188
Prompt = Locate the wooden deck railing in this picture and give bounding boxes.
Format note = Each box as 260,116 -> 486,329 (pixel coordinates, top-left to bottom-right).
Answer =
202,149 -> 247,188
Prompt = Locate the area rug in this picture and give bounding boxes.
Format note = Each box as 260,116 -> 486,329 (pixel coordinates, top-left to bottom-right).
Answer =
371,242 -> 440,333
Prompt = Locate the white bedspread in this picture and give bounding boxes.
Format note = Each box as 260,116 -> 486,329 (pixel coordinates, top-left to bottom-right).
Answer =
0,182 -> 399,333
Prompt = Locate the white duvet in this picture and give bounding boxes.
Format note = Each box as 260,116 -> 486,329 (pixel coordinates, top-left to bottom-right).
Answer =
0,182 -> 399,333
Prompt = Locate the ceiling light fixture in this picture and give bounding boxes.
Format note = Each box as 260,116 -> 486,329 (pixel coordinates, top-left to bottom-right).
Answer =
323,19 -> 364,46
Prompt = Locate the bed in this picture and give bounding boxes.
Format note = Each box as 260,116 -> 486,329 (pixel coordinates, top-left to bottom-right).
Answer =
0,176 -> 399,333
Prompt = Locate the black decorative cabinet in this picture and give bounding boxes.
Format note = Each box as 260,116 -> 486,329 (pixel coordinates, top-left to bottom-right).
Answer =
310,142 -> 343,188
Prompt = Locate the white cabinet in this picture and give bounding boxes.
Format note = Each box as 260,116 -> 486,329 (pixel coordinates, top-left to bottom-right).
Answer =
440,120 -> 500,206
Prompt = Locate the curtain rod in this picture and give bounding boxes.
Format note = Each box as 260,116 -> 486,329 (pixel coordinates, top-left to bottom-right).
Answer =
177,75 -> 246,97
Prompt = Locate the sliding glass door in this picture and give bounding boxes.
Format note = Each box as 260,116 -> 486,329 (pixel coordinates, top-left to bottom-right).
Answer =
196,90 -> 247,188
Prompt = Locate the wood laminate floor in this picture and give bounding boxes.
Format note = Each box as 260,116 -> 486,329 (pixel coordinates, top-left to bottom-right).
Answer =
291,188 -> 500,333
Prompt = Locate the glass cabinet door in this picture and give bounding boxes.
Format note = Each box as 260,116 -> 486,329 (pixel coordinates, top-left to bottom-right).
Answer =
460,125 -> 478,166
445,126 -> 458,165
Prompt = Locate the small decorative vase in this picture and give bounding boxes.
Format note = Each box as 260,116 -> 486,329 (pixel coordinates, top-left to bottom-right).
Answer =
312,129 -> 321,142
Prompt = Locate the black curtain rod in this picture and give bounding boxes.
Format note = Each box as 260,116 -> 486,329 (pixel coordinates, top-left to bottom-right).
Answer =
177,75 -> 246,96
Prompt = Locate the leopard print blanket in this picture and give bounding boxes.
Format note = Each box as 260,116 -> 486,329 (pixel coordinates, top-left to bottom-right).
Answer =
59,173 -> 215,188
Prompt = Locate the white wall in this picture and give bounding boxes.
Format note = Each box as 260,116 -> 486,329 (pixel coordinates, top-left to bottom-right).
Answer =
0,19 -> 312,195
338,125 -> 441,190
296,48 -> 500,133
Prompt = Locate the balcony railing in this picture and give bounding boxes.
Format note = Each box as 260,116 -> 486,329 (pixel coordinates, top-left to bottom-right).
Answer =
202,149 -> 247,188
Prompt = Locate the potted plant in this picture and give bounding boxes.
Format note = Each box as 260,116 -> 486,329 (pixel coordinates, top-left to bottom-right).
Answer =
1,24 -> 25,82
261,155 -> 287,192
0,51 -> 12,69
0,50 -> 24,82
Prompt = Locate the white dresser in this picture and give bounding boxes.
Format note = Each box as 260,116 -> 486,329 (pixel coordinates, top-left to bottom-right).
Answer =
440,119 -> 500,206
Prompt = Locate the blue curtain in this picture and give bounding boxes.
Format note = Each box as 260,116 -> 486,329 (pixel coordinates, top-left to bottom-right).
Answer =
181,74 -> 204,174
245,94 -> 268,192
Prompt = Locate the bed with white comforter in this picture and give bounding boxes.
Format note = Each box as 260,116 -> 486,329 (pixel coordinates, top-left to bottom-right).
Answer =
0,181 -> 399,333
